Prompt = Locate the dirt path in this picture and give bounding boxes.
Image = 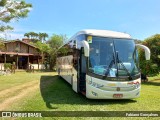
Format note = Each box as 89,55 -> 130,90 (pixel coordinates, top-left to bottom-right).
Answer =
0,81 -> 39,111
0,80 -> 38,97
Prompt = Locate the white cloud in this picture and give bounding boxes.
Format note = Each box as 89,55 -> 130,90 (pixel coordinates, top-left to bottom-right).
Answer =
0,32 -> 24,40
9,33 -> 24,40
11,24 -> 54,34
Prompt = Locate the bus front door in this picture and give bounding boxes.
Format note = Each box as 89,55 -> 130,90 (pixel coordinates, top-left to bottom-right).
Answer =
79,48 -> 86,93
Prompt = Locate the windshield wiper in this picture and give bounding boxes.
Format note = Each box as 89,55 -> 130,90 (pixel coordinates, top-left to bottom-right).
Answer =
116,51 -> 133,80
105,52 -> 133,80
105,54 -> 115,76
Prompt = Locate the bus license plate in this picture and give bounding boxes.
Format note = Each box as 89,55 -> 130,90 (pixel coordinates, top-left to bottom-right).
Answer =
113,94 -> 123,98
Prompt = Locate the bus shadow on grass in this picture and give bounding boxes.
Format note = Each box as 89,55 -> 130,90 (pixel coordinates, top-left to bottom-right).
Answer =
40,75 -> 137,109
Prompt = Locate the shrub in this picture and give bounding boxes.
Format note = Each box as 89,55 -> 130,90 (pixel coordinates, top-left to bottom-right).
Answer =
4,63 -> 12,70
138,34 -> 160,76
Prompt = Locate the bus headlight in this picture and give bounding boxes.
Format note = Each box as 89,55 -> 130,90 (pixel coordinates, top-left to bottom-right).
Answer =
134,83 -> 140,89
128,81 -> 140,89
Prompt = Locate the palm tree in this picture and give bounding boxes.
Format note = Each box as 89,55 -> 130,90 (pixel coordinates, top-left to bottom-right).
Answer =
24,33 -> 30,38
39,32 -> 43,42
24,32 -> 49,43
39,33 -> 48,43
43,33 -> 48,42
34,33 -> 39,39
29,32 -> 36,39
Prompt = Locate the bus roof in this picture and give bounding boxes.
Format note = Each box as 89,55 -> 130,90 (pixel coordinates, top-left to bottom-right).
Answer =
72,29 -> 131,39
56,29 -> 131,54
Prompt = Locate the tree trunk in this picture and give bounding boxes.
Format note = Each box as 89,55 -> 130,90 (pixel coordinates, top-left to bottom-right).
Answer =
41,52 -> 44,64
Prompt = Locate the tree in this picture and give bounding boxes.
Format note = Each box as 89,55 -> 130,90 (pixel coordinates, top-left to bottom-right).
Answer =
39,32 -> 48,43
38,32 -> 43,42
34,41 -> 50,64
48,34 -> 67,50
24,32 -> 39,42
48,34 -> 67,69
24,33 -> 30,39
0,40 -> 5,51
32,32 -> 39,39
139,34 -> 160,76
28,32 -> 36,39
24,32 -> 48,43
43,33 -> 48,42
134,39 -> 142,44
0,0 -> 32,32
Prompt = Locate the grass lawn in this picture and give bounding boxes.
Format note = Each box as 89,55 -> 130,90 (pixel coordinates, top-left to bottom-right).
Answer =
0,72 -> 160,120
0,71 -> 55,91
148,74 -> 160,81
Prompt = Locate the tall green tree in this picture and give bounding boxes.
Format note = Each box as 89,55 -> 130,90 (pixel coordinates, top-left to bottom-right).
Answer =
28,32 -> 36,39
39,32 -> 48,43
24,32 -> 39,43
0,40 -> 5,51
0,0 -> 32,32
42,33 -> 48,42
33,32 -> 39,39
34,41 -> 50,64
48,34 -> 67,50
24,33 -> 30,38
48,34 -> 67,69
38,32 -> 43,42
24,32 -> 48,43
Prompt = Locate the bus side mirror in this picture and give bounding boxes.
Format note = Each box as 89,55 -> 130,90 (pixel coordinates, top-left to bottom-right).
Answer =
82,40 -> 90,57
136,44 -> 151,60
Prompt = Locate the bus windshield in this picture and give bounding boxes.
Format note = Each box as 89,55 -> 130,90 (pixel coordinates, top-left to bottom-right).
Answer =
88,36 -> 139,78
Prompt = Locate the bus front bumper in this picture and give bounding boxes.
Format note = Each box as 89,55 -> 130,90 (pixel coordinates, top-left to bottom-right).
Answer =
86,84 -> 140,99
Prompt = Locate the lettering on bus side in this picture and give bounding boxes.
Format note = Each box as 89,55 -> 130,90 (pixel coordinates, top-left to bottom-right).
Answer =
92,91 -> 98,96
87,79 -> 104,88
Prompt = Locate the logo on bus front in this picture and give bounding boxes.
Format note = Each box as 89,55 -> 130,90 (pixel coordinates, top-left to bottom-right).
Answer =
116,87 -> 120,91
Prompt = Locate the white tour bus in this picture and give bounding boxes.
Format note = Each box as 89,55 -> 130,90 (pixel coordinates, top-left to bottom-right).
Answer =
56,29 -> 150,99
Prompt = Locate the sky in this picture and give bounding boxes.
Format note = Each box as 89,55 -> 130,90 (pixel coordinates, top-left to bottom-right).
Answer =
2,0 -> 160,40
